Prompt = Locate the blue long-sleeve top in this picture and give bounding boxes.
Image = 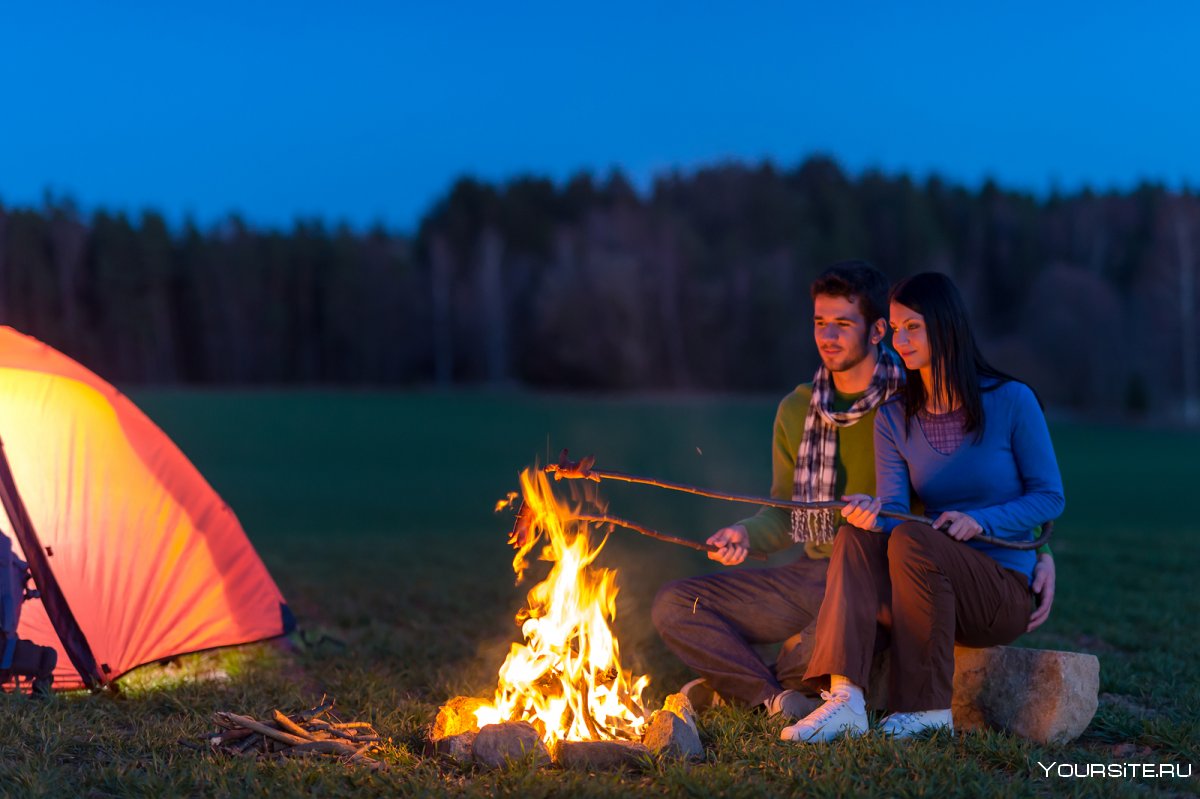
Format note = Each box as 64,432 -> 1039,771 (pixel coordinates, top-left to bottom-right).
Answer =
873,380 -> 1065,583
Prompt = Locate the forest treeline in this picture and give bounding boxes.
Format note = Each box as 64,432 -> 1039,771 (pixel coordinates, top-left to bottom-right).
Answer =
1,156 -> 1197,418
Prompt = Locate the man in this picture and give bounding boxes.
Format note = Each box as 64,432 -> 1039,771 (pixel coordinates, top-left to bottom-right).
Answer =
651,261 -> 1056,720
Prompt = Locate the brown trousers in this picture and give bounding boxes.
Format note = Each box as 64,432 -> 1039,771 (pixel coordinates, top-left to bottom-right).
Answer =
804,522 -> 1033,711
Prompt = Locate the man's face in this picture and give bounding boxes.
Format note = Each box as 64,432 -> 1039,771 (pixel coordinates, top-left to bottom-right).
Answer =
813,293 -> 874,372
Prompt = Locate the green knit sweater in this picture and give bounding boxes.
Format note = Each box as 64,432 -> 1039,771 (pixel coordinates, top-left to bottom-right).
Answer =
738,384 -> 886,556
737,383 -> 1049,560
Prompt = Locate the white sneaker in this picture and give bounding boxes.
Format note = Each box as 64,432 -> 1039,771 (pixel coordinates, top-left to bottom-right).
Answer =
779,690 -> 868,742
878,708 -> 954,738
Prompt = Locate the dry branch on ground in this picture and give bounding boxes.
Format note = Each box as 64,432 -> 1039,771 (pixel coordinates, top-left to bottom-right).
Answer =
187,696 -> 388,770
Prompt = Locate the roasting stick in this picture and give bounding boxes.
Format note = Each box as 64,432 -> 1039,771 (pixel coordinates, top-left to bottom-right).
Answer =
546,450 -> 1052,551
574,513 -> 769,562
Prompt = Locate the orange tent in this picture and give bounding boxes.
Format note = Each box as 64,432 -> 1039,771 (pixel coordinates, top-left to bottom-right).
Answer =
0,327 -> 293,690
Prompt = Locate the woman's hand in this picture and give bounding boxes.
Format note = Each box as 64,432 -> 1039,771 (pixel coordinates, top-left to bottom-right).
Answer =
932,510 -> 983,541
841,494 -> 882,531
1026,552 -> 1056,632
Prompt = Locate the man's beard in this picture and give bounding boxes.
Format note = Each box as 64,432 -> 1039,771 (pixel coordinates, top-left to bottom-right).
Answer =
821,337 -> 873,374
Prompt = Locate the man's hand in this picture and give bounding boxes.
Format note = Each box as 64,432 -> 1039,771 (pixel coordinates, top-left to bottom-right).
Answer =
932,510 -> 983,541
707,525 -> 750,566
1026,552 -> 1056,632
841,494 -> 881,531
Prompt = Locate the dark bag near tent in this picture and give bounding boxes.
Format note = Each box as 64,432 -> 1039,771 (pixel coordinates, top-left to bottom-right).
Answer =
1,530 -> 56,694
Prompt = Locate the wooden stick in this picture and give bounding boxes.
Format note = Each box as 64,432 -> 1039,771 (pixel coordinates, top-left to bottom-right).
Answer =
283,740 -> 360,757
215,712 -> 309,747
211,714 -> 237,730
209,727 -> 255,746
272,710 -> 318,741
577,682 -> 603,741
294,696 -> 334,722
232,733 -> 263,754
307,720 -> 359,740
548,451 -> 1053,551
574,514 -> 769,561
348,747 -> 383,768
548,451 -> 926,519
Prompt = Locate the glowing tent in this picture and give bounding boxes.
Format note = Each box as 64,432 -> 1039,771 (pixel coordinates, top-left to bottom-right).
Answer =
0,326 -> 293,690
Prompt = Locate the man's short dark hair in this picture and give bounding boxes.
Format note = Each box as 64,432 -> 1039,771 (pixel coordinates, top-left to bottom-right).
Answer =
810,260 -> 889,323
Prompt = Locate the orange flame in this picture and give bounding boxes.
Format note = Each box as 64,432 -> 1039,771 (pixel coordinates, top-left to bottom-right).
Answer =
476,468 -> 649,747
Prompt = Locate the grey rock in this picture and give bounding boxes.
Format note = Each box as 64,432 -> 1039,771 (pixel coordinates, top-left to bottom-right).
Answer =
661,693 -> 699,737
555,739 -> 651,770
951,645 -> 1099,744
868,645 -> 1099,743
426,731 -> 476,765
471,721 -> 551,769
642,709 -> 703,760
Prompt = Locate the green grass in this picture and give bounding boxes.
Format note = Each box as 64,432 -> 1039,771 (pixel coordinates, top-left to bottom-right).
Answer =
2,389 -> 1198,797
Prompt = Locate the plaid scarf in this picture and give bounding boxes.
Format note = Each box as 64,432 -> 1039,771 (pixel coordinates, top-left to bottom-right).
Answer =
791,346 -> 905,543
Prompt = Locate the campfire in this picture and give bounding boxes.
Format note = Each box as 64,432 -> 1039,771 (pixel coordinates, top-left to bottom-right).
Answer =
480,467 -> 649,744
430,465 -> 702,768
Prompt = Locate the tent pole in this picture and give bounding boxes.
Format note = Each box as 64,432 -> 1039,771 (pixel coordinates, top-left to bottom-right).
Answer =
0,437 -> 104,690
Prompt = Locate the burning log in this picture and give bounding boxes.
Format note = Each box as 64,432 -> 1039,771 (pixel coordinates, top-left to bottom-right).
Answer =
189,697 -> 388,770
428,692 -> 705,769
576,681 -> 609,741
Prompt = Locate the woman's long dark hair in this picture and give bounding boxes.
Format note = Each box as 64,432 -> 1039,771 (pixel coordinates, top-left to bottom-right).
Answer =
889,273 -> 1023,439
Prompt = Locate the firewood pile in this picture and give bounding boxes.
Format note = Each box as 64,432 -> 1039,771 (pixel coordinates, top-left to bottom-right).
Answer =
192,697 -> 388,770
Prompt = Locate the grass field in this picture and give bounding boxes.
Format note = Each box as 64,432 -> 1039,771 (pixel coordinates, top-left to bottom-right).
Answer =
2,390 -> 1198,797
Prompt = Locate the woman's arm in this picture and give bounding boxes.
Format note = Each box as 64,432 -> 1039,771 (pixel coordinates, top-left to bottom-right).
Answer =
969,384 -> 1066,536
873,405 -> 912,534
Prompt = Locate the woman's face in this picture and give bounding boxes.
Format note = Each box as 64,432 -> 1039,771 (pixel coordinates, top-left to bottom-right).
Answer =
889,300 -> 932,371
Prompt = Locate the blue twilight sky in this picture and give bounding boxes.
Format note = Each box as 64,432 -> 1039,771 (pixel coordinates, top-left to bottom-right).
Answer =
2,1 -> 1197,232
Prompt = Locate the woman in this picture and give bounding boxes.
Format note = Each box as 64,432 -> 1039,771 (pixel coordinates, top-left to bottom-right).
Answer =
782,272 -> 1065,742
